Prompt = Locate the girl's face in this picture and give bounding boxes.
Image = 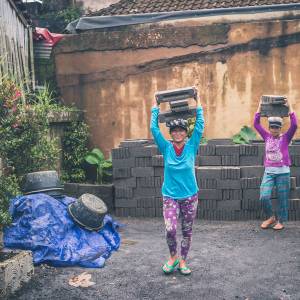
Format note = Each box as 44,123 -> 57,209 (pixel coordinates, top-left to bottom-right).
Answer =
170,127 -> 187,143
269,126 -> 281,137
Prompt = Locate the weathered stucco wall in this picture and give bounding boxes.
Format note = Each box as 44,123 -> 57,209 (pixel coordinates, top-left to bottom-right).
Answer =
54,13 -> 300,155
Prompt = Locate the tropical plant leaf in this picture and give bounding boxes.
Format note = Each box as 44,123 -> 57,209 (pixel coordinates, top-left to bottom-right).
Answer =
101,160 -> 112,169
85,153 -> 100,165
232,134 -> 247,144
90,148 -> 104,162
239,126 -> 256,143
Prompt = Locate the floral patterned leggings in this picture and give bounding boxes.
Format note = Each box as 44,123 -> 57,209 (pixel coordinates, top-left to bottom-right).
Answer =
163,194 -> 198,260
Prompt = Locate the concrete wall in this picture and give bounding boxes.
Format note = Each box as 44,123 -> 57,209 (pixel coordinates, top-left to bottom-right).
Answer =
54,11 -> 300,156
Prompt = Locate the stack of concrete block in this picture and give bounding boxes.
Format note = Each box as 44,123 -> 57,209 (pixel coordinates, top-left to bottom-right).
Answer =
112,139 -> 300,220
112,139 -> 163,218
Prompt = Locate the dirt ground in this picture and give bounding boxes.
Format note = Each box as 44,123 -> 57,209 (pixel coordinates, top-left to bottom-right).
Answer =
9,217 -> 300,300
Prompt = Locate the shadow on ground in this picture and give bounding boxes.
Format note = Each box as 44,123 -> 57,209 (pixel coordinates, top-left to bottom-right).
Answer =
9,218 -> 300,300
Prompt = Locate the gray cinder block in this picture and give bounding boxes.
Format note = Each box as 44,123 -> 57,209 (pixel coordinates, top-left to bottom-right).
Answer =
241,177 -> 261,189
243,189 -> 260,200
241,166 -> 264,178
240,156 -> 263,166
131,167 -> 154,177
291,156 -> 300,167
291,167 -> 300,177
290,187 -> 300,199
197,178 -> 217,189
113,168 -> 131,179
222,189 -> 242,200
198,189 -> 222,200
240,145 -> 258,156
115,187 -> 133,199
221,167 -> 241,179
114,177 -> 137,188
289,145 -> 300,155
198,145 -> 216,156
154,167 -> 164,177
111,147 -> 130,159
112,157 -> 135,168
137,177 -> 162,188
130,145 -> 158,157
289,199 -> 300,210
221,155 -> 240,166
217,180 -> 241,189
120,139 -> 149,148
135,157 -> 152,167
260,103 -> 289,117
241,199 -> 262,210
134,187 -> 161,197
196,167 -> 222,179
217,200 -> 241,211
137,197 -> 155,208
207,139 -> 233,145
216,145 -> 240,156
115,198 -> 137,208
198,156 -> 222,166
152,155 -> 164,167
198,199 -> 217,210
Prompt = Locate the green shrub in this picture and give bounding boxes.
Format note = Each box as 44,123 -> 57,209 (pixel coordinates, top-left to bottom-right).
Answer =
0,175 -> 20,227
61,121 -> 89,183
0,81 -> 60,176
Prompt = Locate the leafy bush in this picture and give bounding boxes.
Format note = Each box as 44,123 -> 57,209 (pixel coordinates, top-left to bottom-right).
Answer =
0,81 -> 60,176
232,126 -> 257,144
0,175 -> 20,227
61,121 -> 89,183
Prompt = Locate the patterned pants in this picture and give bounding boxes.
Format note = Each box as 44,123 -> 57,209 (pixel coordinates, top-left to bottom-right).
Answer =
162,194 -> 198,260
260,172 -> 290,223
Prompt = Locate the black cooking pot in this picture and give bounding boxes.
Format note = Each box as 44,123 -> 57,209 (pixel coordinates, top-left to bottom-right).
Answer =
68,193 -> 107,231
21,170 -> 63,196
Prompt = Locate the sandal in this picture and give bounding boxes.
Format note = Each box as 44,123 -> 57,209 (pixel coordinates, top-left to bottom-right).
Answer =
273,223 -> 284,231
178,266 -> 192,276
162,259 -> 179,274
260,217 -> 276,229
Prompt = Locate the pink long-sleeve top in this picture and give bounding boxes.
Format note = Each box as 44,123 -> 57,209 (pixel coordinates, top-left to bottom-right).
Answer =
254,112 -> 298,167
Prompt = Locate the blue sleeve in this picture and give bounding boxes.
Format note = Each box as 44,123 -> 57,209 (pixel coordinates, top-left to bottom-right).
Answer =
187,107 -> 205,155
150,107 -> 169,155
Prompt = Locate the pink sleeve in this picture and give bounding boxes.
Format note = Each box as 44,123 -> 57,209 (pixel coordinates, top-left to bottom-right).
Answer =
254,112 -> 268,140
285,112 -> 298,143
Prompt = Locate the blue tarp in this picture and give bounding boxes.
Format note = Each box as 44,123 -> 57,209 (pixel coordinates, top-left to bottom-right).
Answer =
4,194 -> 120,268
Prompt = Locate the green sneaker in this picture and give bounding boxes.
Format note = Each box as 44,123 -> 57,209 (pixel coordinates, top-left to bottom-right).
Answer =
162,259 -> 179,274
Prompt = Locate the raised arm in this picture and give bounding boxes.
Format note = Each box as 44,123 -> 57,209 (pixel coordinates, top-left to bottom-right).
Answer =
150,98 -> 169,155
187,93 -> 205,154
285,100 -> 298,143
254,99 -> 268,140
